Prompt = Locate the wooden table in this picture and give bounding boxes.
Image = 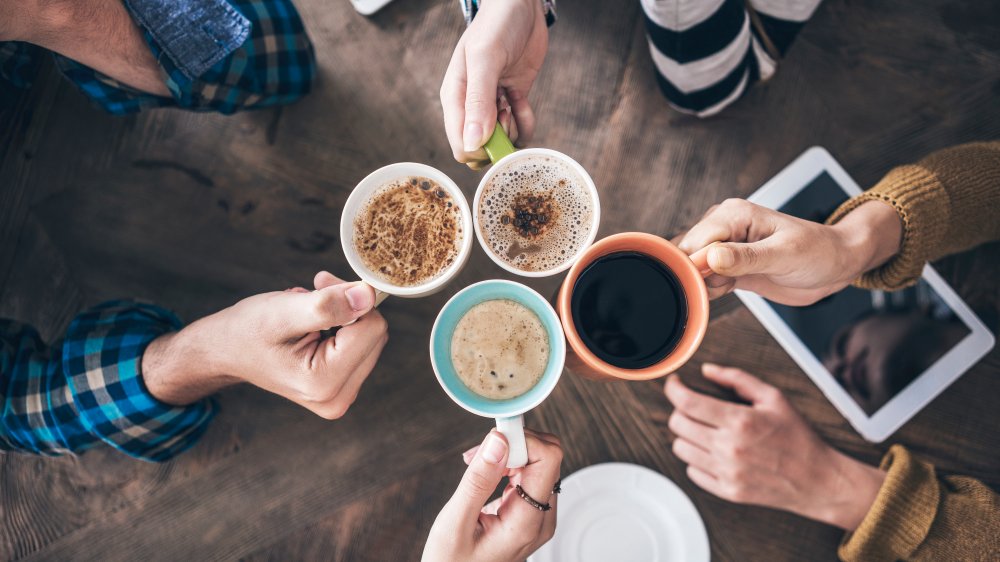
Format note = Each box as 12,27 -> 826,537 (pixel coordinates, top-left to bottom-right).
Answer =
2,0 -> 998,559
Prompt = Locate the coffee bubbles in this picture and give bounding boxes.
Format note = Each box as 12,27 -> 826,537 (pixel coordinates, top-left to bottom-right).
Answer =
478,155 -> 595,273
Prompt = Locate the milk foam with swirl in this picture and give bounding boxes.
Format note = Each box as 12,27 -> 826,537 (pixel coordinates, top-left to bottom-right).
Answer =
451,299 -> 549,401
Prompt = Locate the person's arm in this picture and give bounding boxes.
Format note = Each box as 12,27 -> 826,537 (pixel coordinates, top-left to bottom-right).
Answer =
0,302 -> 215,461
662,365 -> 1000,561
1,0 -> 169,95
1,271 -> 388,461
423,429 -> 563,561
674,141 -> 1000,305
827,141 -> 1000,290
839,445 -> 1000,562
441,0 -> 550,168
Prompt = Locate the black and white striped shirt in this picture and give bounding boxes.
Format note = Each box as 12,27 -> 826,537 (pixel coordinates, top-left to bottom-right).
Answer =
641,0 -> 822,116
461,0 -> 822,118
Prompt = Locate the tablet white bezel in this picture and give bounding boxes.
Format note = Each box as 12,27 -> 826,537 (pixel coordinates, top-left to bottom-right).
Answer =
736,146 -> 995,442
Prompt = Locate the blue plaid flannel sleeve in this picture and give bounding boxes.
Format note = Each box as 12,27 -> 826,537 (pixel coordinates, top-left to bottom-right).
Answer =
0,0 -> 315,115
0,301 -> 216,462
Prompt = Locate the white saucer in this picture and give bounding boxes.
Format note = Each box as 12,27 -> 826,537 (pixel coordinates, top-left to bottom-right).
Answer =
350,0 -> 394,15
529,463 -> 710,562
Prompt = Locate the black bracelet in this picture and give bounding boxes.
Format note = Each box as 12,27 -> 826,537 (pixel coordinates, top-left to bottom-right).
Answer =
514,484 -> 552,511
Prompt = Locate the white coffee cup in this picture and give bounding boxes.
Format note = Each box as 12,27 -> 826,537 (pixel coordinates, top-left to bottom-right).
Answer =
473,127 -> 601,278
340,163 -> 474,300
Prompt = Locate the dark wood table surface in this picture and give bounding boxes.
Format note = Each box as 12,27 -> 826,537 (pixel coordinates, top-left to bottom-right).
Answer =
2,0 -> 998,560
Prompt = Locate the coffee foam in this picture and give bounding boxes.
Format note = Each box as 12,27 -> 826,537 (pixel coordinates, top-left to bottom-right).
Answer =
450,299 -> 549,401
478,155 -> 594,272
354,176 -> 462,287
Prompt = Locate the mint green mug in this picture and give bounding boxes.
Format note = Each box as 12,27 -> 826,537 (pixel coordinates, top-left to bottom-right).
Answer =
430,280 -> 565,468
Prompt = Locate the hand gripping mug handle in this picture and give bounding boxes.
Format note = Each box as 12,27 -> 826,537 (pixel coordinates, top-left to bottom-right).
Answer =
483,123 -> 517,165
495,414 -> 528,468
342,285 -> 390,326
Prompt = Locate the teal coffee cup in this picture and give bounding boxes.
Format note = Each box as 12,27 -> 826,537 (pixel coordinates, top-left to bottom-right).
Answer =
430,280 -> 565,468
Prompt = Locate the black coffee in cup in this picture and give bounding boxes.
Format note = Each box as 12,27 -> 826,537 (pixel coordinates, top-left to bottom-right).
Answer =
569,251 -> 688,369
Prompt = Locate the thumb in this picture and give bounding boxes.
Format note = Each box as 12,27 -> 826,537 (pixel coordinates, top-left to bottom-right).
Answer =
286,282 -> 375,334
463,52 -> 502,152
707,240 -> 779,277
444,431 -> 509,524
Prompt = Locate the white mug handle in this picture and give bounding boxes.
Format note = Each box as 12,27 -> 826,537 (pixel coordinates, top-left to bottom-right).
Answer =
496,415 -> 527,468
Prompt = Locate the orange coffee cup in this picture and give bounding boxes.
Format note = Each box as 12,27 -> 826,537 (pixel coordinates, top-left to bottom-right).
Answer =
556,232 -> 710,381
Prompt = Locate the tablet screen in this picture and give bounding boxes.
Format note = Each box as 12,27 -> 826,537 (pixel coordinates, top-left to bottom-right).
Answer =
767,172 -> 972,415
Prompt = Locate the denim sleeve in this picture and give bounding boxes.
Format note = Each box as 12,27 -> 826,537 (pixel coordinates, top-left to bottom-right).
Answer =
0,301 -> 216,462
123,0 -> 250,80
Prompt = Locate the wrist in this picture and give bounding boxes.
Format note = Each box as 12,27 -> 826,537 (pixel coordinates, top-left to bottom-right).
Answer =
831,200 -> 903,282
142,320 -> 236,406
808,449 -> 886,531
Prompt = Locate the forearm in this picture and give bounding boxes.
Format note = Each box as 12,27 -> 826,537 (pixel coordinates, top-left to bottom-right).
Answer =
1,303 -> 216,461
828,141 -> 1000,290
838,445 -> 1000,562
831,200 -> 903,283
13,0 -> 169,96
801,448 -> 887,532
143,320 -> 239,406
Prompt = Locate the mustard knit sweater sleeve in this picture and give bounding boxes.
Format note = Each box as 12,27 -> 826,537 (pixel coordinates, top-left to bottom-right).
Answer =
838,445 -> 1000,561
827,141 -> 1000,290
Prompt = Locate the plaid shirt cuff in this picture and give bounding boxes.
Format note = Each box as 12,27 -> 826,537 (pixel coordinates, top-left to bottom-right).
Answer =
5,0 -> 316,115
61,301 -> 216,462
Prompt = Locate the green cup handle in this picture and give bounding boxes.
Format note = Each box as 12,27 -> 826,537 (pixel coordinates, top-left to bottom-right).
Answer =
483,122 -> 517,164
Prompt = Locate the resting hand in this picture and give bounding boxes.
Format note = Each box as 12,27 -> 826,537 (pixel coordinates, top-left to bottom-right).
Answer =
675,199 -> 902,305
664,364 -> 885,531
423,429 -> 562,562
143,271 -> 389,419
440,0 -> 548,168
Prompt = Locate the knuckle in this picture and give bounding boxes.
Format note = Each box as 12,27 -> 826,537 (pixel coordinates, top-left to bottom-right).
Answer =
720,198 -> 749,211
313,400 -> 350,420
725,481 -> 749,503
761,385 -> 782,403
463,470 -> 495,497
667,412 -> 682,434
722,439 -> 745,460
548,443 -> 564,465
464,89 -> 490,110
671,438 -> 685,458
731,413 -> 754,435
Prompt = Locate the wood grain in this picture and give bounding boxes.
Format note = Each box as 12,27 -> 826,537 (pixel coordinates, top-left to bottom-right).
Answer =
1,0 -> 998,560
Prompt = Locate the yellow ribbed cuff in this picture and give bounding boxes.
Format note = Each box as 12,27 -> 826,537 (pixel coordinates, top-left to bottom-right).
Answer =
838,445 -> 940,562
826,165 -> 951,291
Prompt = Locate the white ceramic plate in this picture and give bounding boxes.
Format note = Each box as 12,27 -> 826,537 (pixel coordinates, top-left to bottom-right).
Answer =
530,463 -> 710,562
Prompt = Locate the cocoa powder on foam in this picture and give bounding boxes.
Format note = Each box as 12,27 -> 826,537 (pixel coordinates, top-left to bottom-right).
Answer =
478,155 -> 593,272
354,177 -> 462,287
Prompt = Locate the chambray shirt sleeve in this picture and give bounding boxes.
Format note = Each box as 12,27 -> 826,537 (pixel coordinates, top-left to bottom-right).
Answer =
0,301 -> 216,462
49,0 -> 315,115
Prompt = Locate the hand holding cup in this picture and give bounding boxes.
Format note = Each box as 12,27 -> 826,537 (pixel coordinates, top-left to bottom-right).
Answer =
422,429 -> 563,562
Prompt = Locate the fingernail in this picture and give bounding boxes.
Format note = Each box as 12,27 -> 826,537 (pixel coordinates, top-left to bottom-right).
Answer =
711,246 -> 735,270
345,284 -> 373,311
462,445 -> 479,461
702,362 -> 720,374
463,122 -> 483,152
481,433 -> 507,465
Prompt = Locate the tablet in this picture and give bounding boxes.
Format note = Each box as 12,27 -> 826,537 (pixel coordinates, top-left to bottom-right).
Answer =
736,147 -> 995,442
